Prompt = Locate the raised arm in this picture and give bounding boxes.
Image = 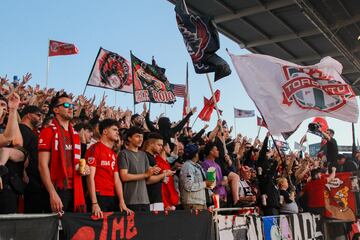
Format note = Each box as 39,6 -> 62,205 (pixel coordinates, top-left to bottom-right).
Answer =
0,93 -> 21,147
145,112 -> 158,132
171,107 -> 196,133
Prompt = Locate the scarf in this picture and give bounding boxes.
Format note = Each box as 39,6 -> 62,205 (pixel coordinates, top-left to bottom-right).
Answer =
49,118 -> 86,212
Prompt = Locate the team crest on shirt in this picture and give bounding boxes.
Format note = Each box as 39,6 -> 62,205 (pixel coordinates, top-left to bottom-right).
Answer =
281,66 -> 355,112
88,157 -> 95,165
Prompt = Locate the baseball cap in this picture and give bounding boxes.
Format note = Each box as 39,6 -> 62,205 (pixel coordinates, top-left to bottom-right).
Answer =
20,105 -> 43,118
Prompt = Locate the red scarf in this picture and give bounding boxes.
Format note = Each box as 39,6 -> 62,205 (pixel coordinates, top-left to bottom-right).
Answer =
155,155 -> 179,207
49,119 -> 86,212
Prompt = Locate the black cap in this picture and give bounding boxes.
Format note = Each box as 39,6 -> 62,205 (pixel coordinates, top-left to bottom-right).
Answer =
20,105 -> 42,118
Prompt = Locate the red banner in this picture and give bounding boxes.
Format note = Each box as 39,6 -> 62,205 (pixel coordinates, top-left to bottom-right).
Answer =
49,40 -> 79,57
324,172 -> 357,221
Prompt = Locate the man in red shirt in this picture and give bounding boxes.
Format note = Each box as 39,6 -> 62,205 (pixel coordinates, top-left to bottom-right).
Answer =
38,93 -> 87,213
86,119 -> 132,218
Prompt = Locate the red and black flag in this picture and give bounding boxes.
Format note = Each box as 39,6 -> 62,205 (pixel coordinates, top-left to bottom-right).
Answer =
175,0 -> 231,81
87,48 -> 133,92
131,53 -> 176,104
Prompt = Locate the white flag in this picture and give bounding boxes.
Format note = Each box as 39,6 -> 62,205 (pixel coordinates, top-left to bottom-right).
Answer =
229,53 -> 358,134
234,108 -> 255,118
87,48 -> 133,93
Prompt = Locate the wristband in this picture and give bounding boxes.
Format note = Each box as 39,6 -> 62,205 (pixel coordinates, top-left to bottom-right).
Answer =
92,202 -> 98,205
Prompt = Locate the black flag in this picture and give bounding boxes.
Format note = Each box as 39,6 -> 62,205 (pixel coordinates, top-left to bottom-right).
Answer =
175,0 -> 231,81
131,53 -> 176,104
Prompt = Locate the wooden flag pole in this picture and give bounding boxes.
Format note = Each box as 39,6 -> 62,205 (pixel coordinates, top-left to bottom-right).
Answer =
183,1 -> 227,154
205,73 -> 227,154
191,115 -> 199,128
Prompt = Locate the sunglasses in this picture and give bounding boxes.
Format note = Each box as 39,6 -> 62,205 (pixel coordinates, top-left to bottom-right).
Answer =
56,102 -> 75,109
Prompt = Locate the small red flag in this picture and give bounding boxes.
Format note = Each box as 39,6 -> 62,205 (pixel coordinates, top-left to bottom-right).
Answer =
198,90 -> 221,122
49,40 -> 79,57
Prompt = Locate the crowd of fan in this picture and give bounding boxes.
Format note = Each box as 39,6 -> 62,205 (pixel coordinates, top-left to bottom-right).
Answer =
0,73 -> 359,218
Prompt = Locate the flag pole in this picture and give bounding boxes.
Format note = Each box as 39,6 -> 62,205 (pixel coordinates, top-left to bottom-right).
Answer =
184,62 -> 190,127
233,114 -> 237,137
260,114 -> 286,168
352,123 -> 357,158
191,115 -> 199,128
130,50 -> 136,114
205,73 -> 227,154
114,90 -> 117,106
256,126 -> 261,139
183,1 -> 227,153
45,40 -> 50,89
305,132 -> 309,154
82,85 -> 88,96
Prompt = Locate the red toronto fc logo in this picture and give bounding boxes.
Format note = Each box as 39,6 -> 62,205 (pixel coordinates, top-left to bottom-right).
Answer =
50,42 -> 60,52
281,66 -> 355,112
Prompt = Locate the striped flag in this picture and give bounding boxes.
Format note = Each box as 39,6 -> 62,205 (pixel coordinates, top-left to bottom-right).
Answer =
171,84 -> 186,97
234,108 -> 255,118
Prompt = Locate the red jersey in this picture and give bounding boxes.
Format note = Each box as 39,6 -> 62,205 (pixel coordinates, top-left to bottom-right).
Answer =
85,142 -> 118,196
302,177 -> 327,208
155,155 -> 179,208
39,127 -> 74,188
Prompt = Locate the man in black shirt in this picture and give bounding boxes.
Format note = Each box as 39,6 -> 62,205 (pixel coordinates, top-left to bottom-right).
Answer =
320,128 -> 338,170
20,105 -> 51,213
144,132 -> 167,211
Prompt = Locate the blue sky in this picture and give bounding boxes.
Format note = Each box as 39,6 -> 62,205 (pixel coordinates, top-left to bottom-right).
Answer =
1,0 -> 359,149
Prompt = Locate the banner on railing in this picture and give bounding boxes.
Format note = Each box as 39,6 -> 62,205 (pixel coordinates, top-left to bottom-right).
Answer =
62,210 -> 214,240
218,213 -> 324,240
0,214 -> 58,240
